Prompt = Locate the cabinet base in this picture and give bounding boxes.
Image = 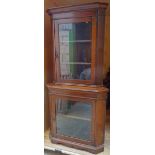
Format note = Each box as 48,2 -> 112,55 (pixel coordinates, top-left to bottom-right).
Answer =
50,137 -> 104,154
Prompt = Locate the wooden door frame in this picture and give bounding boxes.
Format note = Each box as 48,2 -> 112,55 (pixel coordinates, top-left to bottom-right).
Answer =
53,16 -> 96,84
50,94 -> 96,146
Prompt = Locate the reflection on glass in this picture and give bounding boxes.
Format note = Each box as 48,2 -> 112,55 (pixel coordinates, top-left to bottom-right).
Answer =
56,99 -> 92,141
59,22 -> 92,80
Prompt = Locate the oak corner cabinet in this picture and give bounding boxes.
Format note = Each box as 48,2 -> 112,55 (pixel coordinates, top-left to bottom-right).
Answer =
46,2 -> 109,154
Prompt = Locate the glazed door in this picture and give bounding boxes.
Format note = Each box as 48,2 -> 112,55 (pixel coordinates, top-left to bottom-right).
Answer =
52,96 -> 95,144
54,17 -> 96,84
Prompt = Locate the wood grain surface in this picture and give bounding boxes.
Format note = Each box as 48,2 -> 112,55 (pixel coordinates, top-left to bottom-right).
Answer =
44,0 -> 110,131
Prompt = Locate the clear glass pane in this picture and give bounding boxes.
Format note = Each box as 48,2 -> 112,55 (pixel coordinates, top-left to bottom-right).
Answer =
59,22 -> 92,80
56,99 -> 92,141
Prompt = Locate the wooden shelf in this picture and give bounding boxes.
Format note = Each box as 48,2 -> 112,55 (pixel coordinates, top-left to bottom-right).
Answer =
58,113 -> 91,121
61,62 -> 91,65
60,40 -> 91,43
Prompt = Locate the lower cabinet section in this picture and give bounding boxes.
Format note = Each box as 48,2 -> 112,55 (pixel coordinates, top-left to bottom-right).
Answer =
50,137 -> 104,154
47,83 -> 108,154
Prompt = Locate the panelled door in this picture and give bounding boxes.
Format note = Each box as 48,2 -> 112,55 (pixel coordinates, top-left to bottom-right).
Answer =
54,17 -> 97,84
51,95 -> 96,145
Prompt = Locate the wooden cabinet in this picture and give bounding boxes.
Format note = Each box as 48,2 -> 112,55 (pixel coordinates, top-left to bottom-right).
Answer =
46,2 -> 109,153
47,83 -> 108,153
47,2 -> 108,85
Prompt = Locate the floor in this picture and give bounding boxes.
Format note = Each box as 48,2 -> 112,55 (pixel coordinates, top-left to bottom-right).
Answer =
44,110 -> 110,155
44,150 -> 65,155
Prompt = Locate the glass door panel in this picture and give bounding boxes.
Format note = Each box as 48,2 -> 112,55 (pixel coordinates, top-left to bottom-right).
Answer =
56,99 -> 92,141
58,22 -> 92,80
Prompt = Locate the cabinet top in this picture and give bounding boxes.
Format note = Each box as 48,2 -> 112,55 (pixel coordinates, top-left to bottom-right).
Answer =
47,83 -> 108,93
47,2 -> 108,15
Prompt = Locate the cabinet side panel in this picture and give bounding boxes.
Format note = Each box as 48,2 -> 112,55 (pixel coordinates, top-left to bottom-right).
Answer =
95,98 -> 106,145
44,0 -> 53,131
103,6 -> 110,77
49,95 -> 53,134
49,95 -> 57,137
95,9 -> 106,85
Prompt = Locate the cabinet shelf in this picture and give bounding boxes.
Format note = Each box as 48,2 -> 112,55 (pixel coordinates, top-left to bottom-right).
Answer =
59,40 -> 91,43
58,113 -> 91,121
61,62 -> 91,65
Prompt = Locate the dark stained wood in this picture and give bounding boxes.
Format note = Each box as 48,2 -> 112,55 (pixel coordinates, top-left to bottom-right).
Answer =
95,8 -> 106,85
45,0 -> 110,132
53,17 -> 96,84
51,137 -> 104,154
48,2 -> 107,85
47,83 -> 108,153
51,10 -> 97,20
95,99 -> 107,145
47,2 -> 108,14
46,2 -> 109,154
47,83 -> 108,93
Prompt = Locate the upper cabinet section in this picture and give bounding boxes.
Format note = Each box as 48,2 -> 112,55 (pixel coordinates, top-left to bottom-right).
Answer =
47,2 -> 108,85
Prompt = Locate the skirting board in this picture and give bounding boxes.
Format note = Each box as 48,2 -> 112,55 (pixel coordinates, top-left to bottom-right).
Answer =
44,111 -> 110,155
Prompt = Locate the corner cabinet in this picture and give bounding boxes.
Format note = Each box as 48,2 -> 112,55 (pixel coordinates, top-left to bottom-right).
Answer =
47,2 -> 109,154
47,83 -> 108,153
47,2 -> 108,85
